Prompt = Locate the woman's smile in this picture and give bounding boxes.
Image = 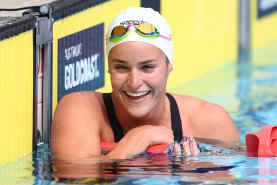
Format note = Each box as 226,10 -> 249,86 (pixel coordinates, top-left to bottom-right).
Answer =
123,90 -> 152,103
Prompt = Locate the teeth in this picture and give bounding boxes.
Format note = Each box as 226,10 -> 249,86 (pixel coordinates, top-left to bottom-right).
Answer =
126,91 -> 149,97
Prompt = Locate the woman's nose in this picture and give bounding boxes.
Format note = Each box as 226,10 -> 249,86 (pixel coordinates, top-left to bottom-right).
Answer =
127,69 -> 142,90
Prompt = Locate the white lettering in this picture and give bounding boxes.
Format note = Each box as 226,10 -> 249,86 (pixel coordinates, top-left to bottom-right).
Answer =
64,43 -> 82,60
64,65 -> 70,90
64,53 -> 101,91
69,64 -> 73,89
92,54 -> 100,78
89,56 -> 95,80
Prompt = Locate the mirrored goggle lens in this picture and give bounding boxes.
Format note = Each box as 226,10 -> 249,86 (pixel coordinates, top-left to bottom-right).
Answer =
112,26 -> 127,37
137,23 -> 158,35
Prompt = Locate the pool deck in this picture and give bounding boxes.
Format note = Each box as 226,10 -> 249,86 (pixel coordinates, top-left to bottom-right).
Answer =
0,0 -> 55,25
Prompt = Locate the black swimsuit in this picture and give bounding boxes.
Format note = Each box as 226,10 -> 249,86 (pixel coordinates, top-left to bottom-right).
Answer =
102,93 -> 183,142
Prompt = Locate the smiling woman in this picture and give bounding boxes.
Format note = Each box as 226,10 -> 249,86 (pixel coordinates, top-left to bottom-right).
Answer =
50,7 -> 240,161
108,42 -> 171,119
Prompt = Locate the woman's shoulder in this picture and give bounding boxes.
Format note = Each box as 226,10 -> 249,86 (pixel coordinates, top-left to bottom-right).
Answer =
50,91 -> 114,156
168,92 -> 239,141
169,92 -> 228,119
53,91 -> 108,125
168,93 -> 209,109
59,91 -> 103,105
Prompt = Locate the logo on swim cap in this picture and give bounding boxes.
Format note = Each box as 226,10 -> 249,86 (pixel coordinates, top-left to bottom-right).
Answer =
120,20 -> 146,26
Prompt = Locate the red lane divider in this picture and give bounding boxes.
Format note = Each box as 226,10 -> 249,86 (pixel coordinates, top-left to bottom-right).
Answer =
101,142 -> 168,154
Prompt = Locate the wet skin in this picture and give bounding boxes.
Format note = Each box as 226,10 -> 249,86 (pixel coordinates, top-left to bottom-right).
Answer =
50,42 -> 240,162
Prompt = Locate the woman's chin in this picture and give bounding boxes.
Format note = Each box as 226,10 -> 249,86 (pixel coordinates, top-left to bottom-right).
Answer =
126,107 -> 149,118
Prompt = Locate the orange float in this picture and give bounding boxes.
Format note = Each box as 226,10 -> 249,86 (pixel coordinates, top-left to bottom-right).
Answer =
101,142 -> 168,154
245,125 -> 277,157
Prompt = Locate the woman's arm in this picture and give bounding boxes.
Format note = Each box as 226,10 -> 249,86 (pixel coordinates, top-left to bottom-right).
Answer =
50,92 -> 175,161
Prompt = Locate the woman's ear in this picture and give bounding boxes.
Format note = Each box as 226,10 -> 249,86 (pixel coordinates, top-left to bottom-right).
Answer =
168,62 -> 174,73
166,62 -> 174,79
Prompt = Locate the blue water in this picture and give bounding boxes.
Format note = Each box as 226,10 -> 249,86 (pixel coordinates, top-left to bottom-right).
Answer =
1,43 -> 277,184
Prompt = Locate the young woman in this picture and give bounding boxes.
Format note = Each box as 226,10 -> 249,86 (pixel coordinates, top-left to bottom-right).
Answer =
50,7 -> 239,160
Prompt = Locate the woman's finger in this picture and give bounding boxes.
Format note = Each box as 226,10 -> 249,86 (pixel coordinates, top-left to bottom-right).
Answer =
182,137 -> 191,156
173,141 -> 182,156
189,137 -> 200,156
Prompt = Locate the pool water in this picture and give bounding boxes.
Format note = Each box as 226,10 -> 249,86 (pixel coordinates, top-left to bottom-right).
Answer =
1,41 -> 277,185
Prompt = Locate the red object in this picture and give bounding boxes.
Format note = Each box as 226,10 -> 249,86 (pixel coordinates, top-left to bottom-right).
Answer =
245,125 -> 277,157
101,142 -> 168,154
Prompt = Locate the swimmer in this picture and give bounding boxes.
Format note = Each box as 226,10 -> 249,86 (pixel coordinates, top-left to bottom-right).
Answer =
50,7 -> 240,160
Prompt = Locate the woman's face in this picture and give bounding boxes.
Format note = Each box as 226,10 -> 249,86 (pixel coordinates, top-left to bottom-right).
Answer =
108,42 -> 172,118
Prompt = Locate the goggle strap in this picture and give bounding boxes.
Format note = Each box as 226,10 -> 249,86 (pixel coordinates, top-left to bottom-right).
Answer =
160,34 -> 172,41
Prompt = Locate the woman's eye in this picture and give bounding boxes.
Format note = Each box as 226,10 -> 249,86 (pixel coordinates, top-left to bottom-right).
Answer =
116,66 -> 127,69
115,65 -> 128,71
142,65 -> 156,72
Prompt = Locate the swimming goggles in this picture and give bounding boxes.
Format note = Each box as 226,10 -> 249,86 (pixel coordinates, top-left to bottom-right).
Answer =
107,23 -> 172,42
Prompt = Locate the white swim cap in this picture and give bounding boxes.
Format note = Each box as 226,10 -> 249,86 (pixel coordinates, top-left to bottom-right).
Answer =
106,7 -> 173,64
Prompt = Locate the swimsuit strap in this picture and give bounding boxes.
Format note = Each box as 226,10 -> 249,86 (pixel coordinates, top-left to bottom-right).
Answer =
166,93 -> 183,142
102,93 -> 183,142
102,93 -> 124,142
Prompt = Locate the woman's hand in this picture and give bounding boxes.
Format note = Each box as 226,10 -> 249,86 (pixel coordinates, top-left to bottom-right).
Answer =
173,137 -> 200,156
107,125 -> 174,159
